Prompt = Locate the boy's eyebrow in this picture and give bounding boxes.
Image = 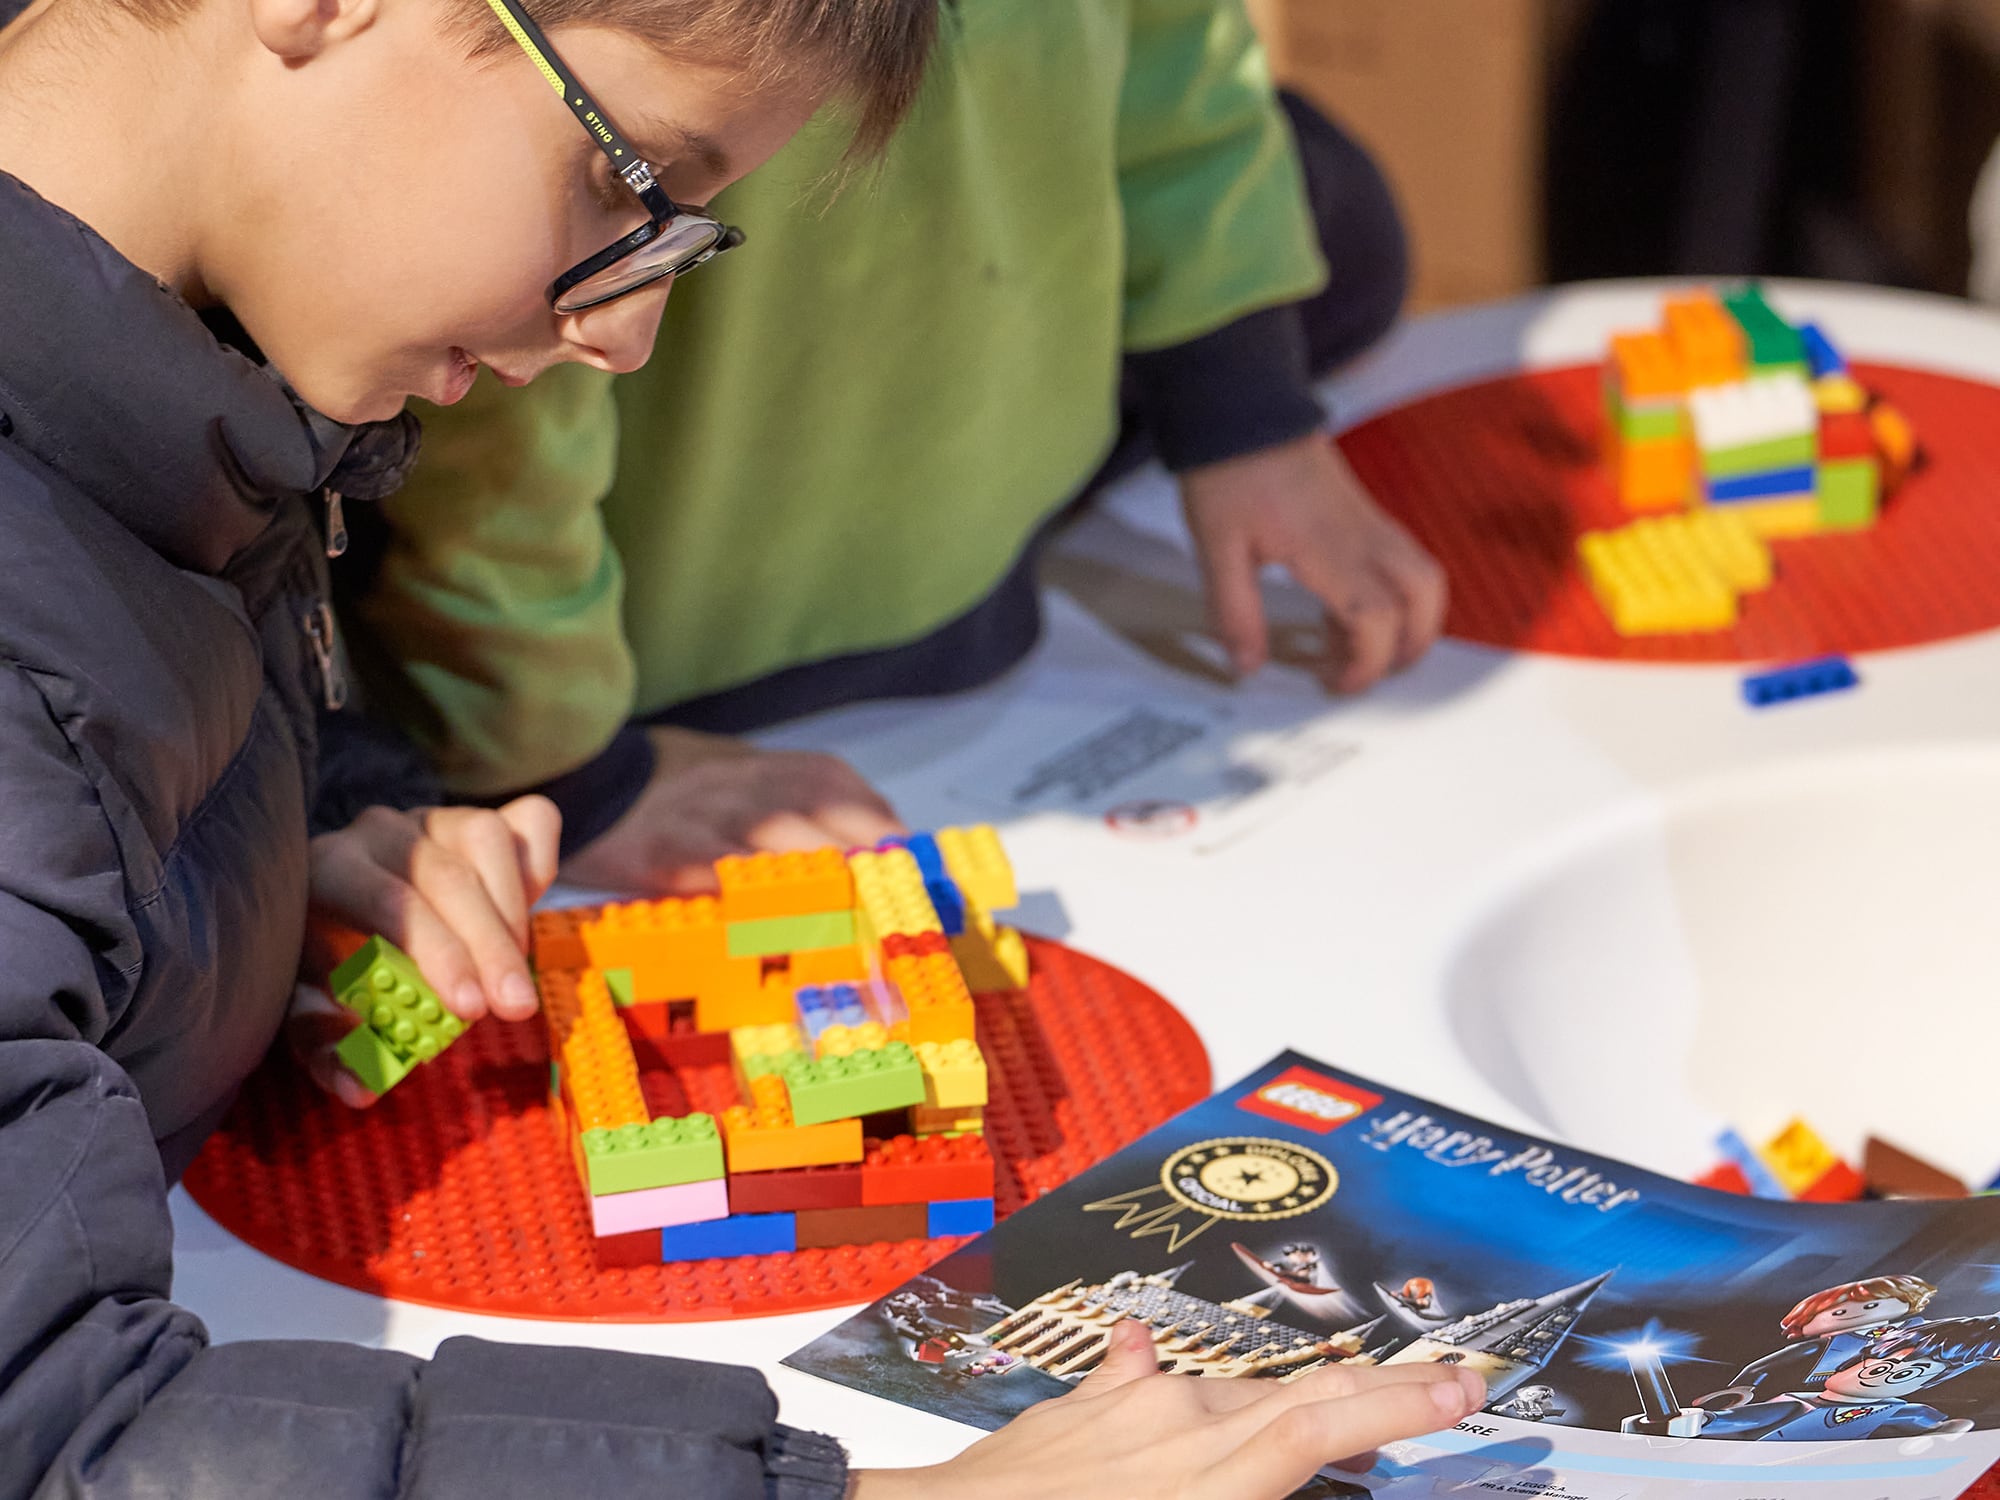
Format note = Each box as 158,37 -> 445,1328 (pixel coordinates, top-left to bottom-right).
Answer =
630,116 -> 732,179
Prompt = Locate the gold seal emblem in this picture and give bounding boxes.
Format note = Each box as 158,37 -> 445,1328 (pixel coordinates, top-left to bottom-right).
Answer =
1085,1137 -> 1337,1251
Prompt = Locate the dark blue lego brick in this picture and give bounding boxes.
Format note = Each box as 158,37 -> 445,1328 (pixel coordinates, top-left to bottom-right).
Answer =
1798,322 -> 1846,378
925,878 -> 967,937
1707,465 -> 1817,502
900,833 -> 949,885
1742,656 -> 1859,708
657,1211 -> 796,1263
926,1197 -> 996,1236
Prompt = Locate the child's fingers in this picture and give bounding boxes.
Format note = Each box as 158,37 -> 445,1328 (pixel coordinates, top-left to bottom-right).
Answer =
403,832 -> 540,1021
1193,526 -> 1269,678
814,800 -> 907,848
425,807 -> 533,949
1378,532 -> 1449,674
284,984 -> 380,1109
745,809 -> 848,853
1205,1369 -> 1483,1500
1189,1358 -> 1482,1419
1068,1319 -> 1159,1400
496,794 -> 562,902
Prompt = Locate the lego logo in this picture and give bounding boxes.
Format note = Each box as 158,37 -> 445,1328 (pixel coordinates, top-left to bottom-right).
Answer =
1236,1067 -> 1382,1135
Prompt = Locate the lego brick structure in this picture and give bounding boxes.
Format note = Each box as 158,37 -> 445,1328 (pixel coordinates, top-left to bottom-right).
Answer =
181,932 -> 1210,1321
1338,361 -> 2000,662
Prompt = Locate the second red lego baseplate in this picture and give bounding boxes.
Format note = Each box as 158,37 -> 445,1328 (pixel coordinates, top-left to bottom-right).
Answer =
1340,362 -> 2000,662
181,936 -> 1211,1322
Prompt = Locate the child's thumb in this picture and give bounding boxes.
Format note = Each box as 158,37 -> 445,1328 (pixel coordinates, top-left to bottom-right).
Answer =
1074,1318 -> 1158,1396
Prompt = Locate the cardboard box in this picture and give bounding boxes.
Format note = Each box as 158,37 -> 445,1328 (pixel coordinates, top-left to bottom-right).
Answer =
1249,0 -> 1587,309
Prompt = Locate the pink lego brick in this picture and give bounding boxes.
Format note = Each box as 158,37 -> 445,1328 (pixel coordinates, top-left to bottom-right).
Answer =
589,1175 -> 729,1237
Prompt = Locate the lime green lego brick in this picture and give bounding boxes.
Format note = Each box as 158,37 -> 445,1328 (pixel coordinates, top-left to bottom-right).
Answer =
580,1114 -> 725,1194
1818,458 -> 1880,530
602,968 -> 635,1007
781,1043 -> 926,1125
1699,432 -> 1817,479
336,1023 -> 414,1095
332,936 -> 465,1065
725,909 -> 856,959
1723,287 -> 1806,367
1606,388 -> 1686,443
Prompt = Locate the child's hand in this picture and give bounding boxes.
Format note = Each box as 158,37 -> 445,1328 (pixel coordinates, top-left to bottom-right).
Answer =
851,1320 -> 1484,1500
293,797 -> 561,1105
561,728 -> 904,896
1179,433 -> 1447,693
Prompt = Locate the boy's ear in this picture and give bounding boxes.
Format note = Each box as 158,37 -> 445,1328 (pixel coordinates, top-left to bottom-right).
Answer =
249,0 -> 380,60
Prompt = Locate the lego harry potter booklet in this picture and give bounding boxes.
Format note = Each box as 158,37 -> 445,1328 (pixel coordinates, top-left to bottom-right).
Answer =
784,1052 -> 2000,1499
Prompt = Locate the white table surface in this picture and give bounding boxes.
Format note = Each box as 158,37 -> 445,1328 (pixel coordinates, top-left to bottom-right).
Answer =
169,279 -> 2000,1471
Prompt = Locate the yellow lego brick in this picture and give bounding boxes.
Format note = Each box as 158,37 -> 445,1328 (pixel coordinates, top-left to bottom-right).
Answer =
715,847 -> 854,922
817,1021 -> 890,1059
541,970 -> 647,1133
1578,518 -> 1743,636
935,825 -> 1017,912
847,848 -> 944,943
912,1102 -> 984,1136
1681,510 -> 1773,592
1723,498 -> 1820,539
1760,1119 -> 1843,1199
916,1039 -> 988,1109
1813,372 -> 1868,415
885,951 -> 977,1045
719,1073 -> 865,1173
730,1023 -> 805,1066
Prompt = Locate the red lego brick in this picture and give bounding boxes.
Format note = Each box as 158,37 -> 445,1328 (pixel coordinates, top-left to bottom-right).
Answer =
594,1227 -> 663,1269
1819,409 -> 1874,461
638,1069 -> 692,1121
1692,1161 -> 1752,1195
621,1003 -> 676,1042
880,931 -> 951,963
861,1133 -> 994,1206
793,1201 -> 928,1250
728,1161 -> 864,1215
1798,1160 -> 1868,1203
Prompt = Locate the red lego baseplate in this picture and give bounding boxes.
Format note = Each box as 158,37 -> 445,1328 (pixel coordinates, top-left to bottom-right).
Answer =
180,936 -> 1210,1321
1339,362 -> 2000,662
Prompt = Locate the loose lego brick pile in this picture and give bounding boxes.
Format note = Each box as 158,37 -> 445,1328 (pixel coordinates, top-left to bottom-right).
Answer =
1694,1119 -> 1999,1203
532,830 -> 1035,1266
1336,359 -> 2000,662
181,928 -> 1210,1320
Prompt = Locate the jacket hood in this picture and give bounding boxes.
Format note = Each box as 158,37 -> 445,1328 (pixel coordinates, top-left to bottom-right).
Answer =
0,170 -> 419,573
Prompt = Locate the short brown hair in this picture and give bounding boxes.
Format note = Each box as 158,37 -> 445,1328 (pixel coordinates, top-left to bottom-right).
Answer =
1779,1275 -> 1937,1339
464,0 -> 939,157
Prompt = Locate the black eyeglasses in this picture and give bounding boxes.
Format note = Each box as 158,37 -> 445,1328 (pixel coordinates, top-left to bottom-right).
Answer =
481,0 -> 744,313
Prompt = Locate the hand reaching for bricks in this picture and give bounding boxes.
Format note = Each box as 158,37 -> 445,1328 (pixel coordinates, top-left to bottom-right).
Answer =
290,797 -> 561,1105
849,1319 -> 1484,1500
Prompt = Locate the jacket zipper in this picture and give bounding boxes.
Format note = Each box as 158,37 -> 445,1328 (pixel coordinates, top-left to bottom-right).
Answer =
304,601 -> 347,711
322,488 -> 348,558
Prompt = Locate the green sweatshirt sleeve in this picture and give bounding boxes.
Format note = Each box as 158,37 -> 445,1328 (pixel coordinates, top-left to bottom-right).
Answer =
346,362 -> 636,798
1117,0 -> 1329,353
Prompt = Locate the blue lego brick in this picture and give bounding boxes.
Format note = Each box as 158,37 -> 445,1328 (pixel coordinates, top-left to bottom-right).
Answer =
796,983 -> 869,1041
1706,465 -> 1817,502
926,1197 -> 996,1236
1798,322 -> 1846,378
1716,1129 -> 1791,1200
900,833 -> 950,885
657,1211 -> 797,1262
925,878 -> 967,937
1741,656 -> 1859,709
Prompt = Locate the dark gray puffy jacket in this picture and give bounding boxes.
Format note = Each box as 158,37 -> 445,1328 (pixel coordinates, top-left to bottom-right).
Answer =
0,170 -> 847,1499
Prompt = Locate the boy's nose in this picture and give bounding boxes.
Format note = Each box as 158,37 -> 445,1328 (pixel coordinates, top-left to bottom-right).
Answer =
557,278 -> 673,375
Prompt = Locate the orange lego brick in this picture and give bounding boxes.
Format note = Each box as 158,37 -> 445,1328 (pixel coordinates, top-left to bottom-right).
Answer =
1664,292 -> 1748,386
719,1073 -> 865,1173
1871,400 -> 1917,487
716,848 -> 854,922
540,970 -> 647,1134
582,896 -> 727,974
911,1102 -> 984,1136
530,909 -> 588,972
696,968 -> 796,1033
883,951 -> 976,1045
1607,433 -> 1693,512
1609,331 -> 1686,400
860,1133 -> 995,1206
790,944 -> 869,986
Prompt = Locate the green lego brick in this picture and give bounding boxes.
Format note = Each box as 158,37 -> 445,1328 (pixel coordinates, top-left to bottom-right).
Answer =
580,1114 -> 725,1195
1606,387 -> 1686,443
336,1023 -> 414,1095
333,936 -> 465,1064
725,909 -> 857,959
781,1043 -> 926,1125
602,967 -> 635,1007
1818,458 -> 1879,530
1722,287 -> 1806,369
1699,432 -> 1817,480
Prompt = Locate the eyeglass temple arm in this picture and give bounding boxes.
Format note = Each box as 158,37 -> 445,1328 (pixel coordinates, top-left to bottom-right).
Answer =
479,0 -> 651,185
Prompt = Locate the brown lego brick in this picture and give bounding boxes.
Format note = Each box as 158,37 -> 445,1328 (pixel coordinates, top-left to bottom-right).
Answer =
592,1227 -> 662,1269
1863,1136 -> 1968,1200
728,1161 -> 864,1216
793,1201 -> 928,1250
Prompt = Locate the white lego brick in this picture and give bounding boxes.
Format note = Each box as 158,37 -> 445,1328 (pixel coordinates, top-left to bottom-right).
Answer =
1686,372 -> 1817,453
